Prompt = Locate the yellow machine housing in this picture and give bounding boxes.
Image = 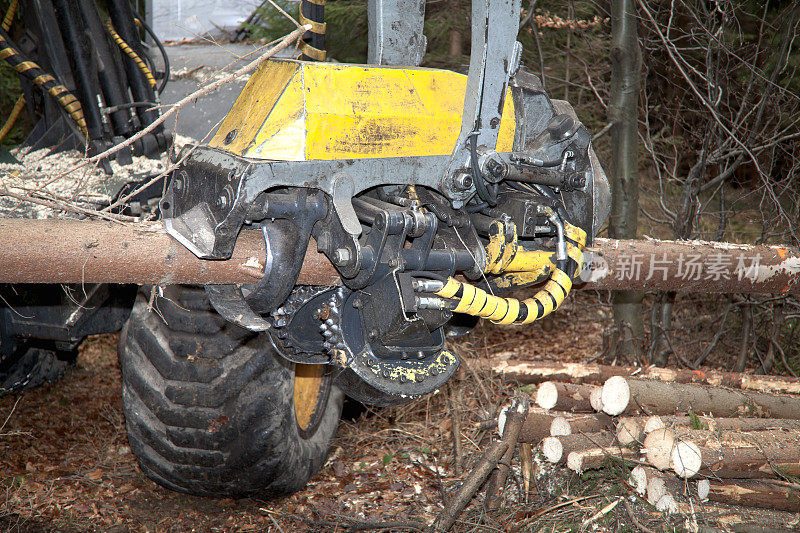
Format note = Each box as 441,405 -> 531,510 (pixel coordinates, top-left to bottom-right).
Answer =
210,59 -> 517,161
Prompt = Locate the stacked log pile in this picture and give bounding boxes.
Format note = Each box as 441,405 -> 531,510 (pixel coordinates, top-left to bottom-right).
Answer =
496,363 -> 800,514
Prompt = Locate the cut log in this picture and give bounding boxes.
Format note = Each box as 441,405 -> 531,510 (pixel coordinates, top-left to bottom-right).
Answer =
541,437 -> 563,463
706,479 -> 800,513
655,493 -> 677,514
668,431 -> 800,479
643,428 -> 675,470
628,465 -> 648,495
600,377 -> 800,419
590,387 -> 604,411
566,413 -> 615,434
542,431 -> 616,464
697,479 -> 710,500
536,382 -> 598,412
486,360 -> 800,396
616,417 -> 643,445
516,410 -> 614,443
511,408 -> 558,444
550,416 -> 572,436
657,416 -> 800,433
671,440 -> 702,478
566,446 -> 639,472
601,376 -> 630,415
646,475 -> 667,505
644,415 -> 665,434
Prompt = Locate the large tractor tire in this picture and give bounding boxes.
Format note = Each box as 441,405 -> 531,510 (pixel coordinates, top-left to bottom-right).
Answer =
119,285 -> 343,498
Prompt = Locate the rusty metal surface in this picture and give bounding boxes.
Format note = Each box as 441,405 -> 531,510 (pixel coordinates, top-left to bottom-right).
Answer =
1,219 -> 798,294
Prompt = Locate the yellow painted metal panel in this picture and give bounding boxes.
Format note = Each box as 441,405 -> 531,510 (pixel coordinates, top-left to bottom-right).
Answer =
246,74 -> 306,160
235,60 -> 517,161
209,60 -> 299,154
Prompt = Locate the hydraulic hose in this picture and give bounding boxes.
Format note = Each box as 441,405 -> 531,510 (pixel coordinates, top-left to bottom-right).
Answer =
0,94 -> 24,143
429,216 -> 586,325
2,0 -> 17,31
299,0 -> 326,61
135,16 -> 169,94
0,26 -> 88,136
106,19 -> 157,90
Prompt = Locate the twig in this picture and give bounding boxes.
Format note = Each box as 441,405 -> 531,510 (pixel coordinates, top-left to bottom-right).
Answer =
48,25 -> 311,183
0,396 -> 22,434
429,395 -> 529,533
592,122 -> 613,142
449,385 -> 463,476
0,187 -> 136,223
622,499 -> 658,533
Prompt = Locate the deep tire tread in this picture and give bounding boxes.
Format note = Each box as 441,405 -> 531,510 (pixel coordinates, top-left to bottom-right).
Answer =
120,286 -> 342,498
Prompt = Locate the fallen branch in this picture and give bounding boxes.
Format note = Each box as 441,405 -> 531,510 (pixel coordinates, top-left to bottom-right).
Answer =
431,396 -> 529,533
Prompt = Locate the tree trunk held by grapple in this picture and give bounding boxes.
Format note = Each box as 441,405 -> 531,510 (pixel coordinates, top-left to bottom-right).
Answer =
1,219 -> 798,294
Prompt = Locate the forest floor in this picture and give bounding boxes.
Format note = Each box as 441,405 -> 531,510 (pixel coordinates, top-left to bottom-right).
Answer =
1,291 -> 798,532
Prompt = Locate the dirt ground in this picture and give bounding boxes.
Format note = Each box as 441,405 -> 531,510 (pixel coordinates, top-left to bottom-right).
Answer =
1,292 -> 798,532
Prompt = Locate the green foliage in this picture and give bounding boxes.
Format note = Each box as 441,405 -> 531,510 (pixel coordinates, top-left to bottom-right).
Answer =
689,411 -> 704,430
244,0 -> 368,63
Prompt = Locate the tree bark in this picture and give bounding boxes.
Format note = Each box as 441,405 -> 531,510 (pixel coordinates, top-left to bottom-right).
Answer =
601,377 -> 800,419
544,431 -> 616,464
669,434 -> 800,479
608,0 -> 643,362
649,416 -> 800,433
535,382 -> 599,412
517,410 -> 614,444
707,480 -> 800,512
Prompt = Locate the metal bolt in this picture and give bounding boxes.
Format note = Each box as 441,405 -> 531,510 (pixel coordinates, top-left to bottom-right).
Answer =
388,258 -> 400,268
415,374 -> 425,383
485,158 -> 506,179
333,248 -> 351,266
352,298 -> 362,309
368,329 -> 379,340
452,172 -> 473,191
381,369 -> 391,378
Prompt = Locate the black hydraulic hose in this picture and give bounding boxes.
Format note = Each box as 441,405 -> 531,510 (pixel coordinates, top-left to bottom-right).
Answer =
299,0 -> 325,61
0,24 -> 87,136
74,0 -> 134,138
136,15 -> 170,94
469,133 -> 497,206
51,0 -> 106,142
106,0 -> 160,129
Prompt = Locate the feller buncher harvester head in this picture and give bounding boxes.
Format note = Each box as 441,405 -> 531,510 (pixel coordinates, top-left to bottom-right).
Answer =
162,0 -> 610,406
